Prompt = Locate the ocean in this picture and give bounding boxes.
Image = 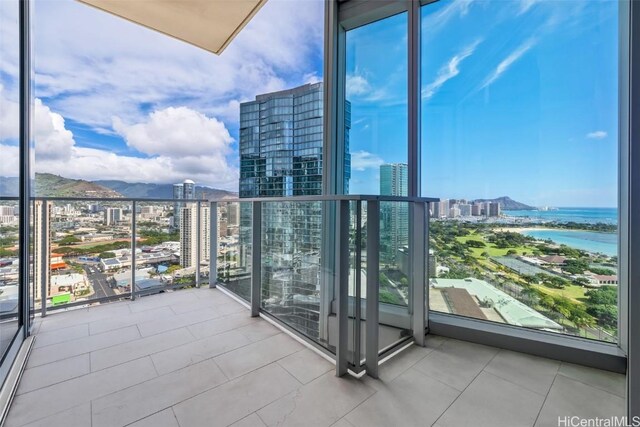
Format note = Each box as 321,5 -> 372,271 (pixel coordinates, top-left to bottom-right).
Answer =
521,229 -> 617,257
503,207 -> 617,224
502,207 -> 618,256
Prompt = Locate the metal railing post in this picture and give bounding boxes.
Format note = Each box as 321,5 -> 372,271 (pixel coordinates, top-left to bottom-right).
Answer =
195,201 -> 201,288
130,200 -> 137,301
39,201 -> 48,317
365,200 -> 380,378
336,200 -> 350,376
250,201 -> 262,317
354,201 -> 362,369
411,201 -> 427,346
209,201 -> 217,288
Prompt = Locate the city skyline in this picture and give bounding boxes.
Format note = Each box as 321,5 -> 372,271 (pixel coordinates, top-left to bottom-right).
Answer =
0,0 -> 620,208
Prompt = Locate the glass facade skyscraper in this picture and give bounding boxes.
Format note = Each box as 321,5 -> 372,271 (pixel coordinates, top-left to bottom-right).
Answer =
239,82 -> 349,197
238,83 -> 350,339
173,179 -> 195,228
380,163 -> 408,265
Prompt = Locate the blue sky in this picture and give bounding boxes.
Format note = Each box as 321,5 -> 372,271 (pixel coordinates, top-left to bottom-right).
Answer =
346,0 -> 619,207
0,0 -> 620,207
1,0 -> 324,191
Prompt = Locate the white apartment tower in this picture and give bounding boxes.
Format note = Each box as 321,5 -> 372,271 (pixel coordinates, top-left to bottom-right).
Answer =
34,200 -> 52,302
179,204 -> 210,268
104,208 -> 123,225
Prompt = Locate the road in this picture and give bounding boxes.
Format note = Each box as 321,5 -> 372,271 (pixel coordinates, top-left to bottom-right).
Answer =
82,265 -> 117,300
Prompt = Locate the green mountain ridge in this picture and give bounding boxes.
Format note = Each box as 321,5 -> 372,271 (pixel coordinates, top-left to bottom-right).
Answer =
0,174 -> 237,200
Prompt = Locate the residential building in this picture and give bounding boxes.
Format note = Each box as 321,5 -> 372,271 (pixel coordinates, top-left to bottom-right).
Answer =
489,202 -> 501,217
173,179 -> 196,228
33,200 -> 52,302
179,204 -> 210,268
458,203 -> 472,217
380,163 -> 408,263
104,208 -> 123,225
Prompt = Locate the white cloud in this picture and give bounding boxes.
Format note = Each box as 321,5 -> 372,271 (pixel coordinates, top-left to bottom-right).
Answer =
351,150 -> 384,172
422,39 -> 481,100
423,0 -> 475,36
0,85 -> 19,141
519,0 -> 541,15
0,144 -> 19,177
34,99 -> 75,161
0,87 -> 75,166
113,107 -> 233,158
303,72 -> 322,85
32,0 -> 324,132
481,38 -> 537,89
346,74 -> 371,98
35,146 -> 239,190
0,97 -> 240,190
586,130 -> 608,139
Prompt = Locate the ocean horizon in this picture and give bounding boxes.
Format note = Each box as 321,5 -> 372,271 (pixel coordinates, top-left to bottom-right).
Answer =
502,207 -> 617,256
503,207 -> 617,225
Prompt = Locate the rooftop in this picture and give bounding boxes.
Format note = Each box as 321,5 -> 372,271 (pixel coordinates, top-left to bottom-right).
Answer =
6,288 -> 625,427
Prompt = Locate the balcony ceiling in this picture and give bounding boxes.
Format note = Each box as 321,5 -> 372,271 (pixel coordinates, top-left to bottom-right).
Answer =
77,0 -> 268,54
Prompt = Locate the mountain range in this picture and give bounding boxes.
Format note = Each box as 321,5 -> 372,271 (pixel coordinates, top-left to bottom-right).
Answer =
0,175 -> 534,209
0,173 -> 237,199
471,196 -> 535,210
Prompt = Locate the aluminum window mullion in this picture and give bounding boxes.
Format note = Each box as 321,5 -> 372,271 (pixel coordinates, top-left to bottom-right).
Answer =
626,0 -> 639,419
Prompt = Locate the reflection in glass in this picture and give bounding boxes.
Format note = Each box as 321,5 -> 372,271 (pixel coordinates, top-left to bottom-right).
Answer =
0,0 -> 21,357
421,0 -> 619,342
345,12 -> 408,195
261,201 -> 322,341
217,202 -> 252,301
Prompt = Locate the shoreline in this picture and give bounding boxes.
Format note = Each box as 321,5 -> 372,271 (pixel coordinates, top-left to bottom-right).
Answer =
495,226 -> 617,257
496,225 -> 616,235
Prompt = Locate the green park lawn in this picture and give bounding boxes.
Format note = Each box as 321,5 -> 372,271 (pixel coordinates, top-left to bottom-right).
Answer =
532,283 -> 588,303
455,235 -> 532,258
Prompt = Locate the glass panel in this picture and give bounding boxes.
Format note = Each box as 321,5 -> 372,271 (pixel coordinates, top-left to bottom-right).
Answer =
345,12 -> 408,195
261,200 -> 323,343
421,0 -> 619,342
37,200 -> 131,308
134,201 -> 183,295
165,200 -> 200,290
0,0 -> 21,356
217,201 -> 252,301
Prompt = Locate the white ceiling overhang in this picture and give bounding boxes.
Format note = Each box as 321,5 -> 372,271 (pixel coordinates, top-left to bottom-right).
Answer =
77,0 -> 268,55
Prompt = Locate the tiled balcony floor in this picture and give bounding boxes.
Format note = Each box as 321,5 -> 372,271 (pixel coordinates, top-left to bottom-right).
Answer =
6,288 -> 626,427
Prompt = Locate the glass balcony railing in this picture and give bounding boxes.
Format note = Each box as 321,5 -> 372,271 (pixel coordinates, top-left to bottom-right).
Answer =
26,197 -> 209,314
14,191 -> 619,377
21,194 -> 433,375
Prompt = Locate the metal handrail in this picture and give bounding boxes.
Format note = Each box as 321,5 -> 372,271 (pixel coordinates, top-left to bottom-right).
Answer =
1,195 -> 438,203
2,193 -> 432,378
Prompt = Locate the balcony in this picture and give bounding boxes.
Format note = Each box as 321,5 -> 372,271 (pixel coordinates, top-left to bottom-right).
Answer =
0,195 -> 627,426
5,287 -> 625,427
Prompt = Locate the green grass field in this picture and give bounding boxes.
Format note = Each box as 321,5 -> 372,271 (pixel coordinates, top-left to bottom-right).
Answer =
455,235 -> 532,258
532,283 -> 588,303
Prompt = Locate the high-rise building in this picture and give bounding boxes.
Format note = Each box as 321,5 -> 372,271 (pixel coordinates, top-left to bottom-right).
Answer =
472,203 -> 483,216
489,202 -> 501,217
238,82 -> 351,338
459,203 -> 472,217
104,208 -> 123,225
173,179 -> 196,228
34,200 -> 52,302
483,202 -> 492,217
179,204 -> 210,268
380,163 -> 408,263
239,83 -> 350,197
